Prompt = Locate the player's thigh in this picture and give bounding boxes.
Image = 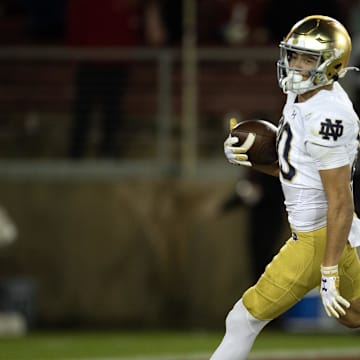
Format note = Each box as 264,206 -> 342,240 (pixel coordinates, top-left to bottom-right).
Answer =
337,297 -> 360,328
243,231 -> 322,320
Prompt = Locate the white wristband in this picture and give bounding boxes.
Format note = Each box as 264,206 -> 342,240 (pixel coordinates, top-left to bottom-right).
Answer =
321,264 -> 338,275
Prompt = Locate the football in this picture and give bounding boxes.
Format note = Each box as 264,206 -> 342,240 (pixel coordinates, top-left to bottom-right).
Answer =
230,119 -> 278,165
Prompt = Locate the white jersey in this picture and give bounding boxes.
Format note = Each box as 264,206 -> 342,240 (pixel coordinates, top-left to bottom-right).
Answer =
277,82 -> 359,234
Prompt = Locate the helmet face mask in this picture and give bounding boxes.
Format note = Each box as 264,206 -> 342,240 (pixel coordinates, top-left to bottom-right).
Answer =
277,15 -> 352,95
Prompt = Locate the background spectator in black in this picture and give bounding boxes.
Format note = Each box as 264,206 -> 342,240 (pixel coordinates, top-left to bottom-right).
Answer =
157,0 -> 182,47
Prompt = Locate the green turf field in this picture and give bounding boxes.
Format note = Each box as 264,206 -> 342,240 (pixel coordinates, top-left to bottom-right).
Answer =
0,329 -> 359,360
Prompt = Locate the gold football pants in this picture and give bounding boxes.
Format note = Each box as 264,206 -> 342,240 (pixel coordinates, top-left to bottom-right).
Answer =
243,226 -> 360,320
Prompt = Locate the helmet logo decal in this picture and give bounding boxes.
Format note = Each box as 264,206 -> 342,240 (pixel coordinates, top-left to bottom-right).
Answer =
319,119 -> 344,140
314,35 -> 328,44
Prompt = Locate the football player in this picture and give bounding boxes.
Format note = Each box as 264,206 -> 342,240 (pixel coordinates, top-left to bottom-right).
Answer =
211,15 -> 360,360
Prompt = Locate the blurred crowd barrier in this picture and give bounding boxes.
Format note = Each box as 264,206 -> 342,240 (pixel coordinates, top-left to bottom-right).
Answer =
0,178 -> 255,329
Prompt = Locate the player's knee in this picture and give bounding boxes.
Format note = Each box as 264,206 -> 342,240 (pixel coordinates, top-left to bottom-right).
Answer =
347,320 -> 360,329
339,317 -> 360,329
338,314 -> 360,329
224,299 -> 269,335
224,306 -> 242,333
338,305 -> 360,329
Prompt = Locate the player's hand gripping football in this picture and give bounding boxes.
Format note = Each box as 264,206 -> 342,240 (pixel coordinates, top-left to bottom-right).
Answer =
320,265 -> 350,318
224,118 -> 255,167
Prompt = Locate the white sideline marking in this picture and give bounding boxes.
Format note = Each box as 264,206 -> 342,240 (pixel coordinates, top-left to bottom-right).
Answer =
66,347 -> 360,360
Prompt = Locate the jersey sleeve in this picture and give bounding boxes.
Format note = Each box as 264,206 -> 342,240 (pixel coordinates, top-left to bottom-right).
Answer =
304,110 -> 351,148
305,142 -> 351,170
303,106 -> 358,170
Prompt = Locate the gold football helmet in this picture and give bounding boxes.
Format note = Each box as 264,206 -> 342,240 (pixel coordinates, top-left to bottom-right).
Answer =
277,15 -> 355,94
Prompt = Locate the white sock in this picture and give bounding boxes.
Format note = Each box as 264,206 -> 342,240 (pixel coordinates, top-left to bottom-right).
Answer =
210,299 -> 269,360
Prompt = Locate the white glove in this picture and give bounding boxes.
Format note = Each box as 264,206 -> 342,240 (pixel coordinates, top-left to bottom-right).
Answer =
223,118 -> 256,167
320,265 -> 350,318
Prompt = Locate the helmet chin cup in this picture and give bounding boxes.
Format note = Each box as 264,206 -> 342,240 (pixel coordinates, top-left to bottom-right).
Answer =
281,70 -> 310,94
290,71 -> 303,83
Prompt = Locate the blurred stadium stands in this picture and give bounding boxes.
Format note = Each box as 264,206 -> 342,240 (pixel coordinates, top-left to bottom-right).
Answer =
0,46 -> 283,176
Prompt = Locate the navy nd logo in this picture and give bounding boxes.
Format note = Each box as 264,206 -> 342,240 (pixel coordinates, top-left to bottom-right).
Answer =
319,119 -> 344,140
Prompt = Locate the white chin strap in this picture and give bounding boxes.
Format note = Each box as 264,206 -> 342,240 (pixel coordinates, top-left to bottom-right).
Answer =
281,70 -> 313,94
